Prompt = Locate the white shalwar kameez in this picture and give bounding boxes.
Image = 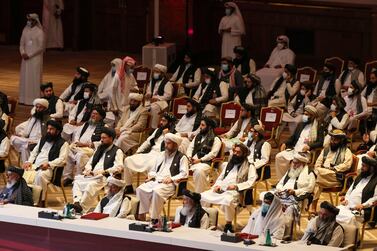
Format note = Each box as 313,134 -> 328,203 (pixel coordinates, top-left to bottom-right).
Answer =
61,102 -> 87,140
245,140 -> 271,170
23,140 -> 68,200
72,145 -> 124,212
174,205 -> 210,229
98,58 -> 122,104
175,113 -> 198,153
136,151 -> 188,219
223,118 -> 250,152
59,82 -> 85,114
42,0 -> 64,49
94,187 -> 132,218
19,25 -> 45,105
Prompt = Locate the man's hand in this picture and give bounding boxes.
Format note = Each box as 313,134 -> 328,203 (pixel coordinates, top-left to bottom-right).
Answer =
115,128 -> 121,137
367,151 -> 376,158
69,120 -> 77,125
76,142 -> 88,148
340,198 -> 348,206
301,145 -> 310,152
180,133 -> 188,138
213,186 -> 221,193
163,128 -> 169,135
21,53 -> 29,60
363,133 -> 370,144
208,98 -> 217,105
330,111 -> 337,118
151,97 -> 159,103
286,189 -> 295,196
145,93 -> 151,99
162,177 -> 173,184
69,100 -> 78,105
354,204 -> 364,211
227,185 -> 237,191
280,143 -> 286,152
191,158 -> 201,164
22,162 -> 32,170
39,163 -> 49,170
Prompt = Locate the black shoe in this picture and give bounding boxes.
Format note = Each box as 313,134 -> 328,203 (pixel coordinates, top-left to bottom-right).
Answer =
151,218 -> 159,226
125,185 -> 134,194
63,178 -> 73,187
73,202 -> 83,214
224,223 -> 234,233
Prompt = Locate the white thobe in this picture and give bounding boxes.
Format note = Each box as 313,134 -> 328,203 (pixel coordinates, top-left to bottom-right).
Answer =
62,102 -> 87,140
19,26 -> 44,105
94,189 -> 132,218
256,47 -> 295,91
43,0 -> 64,49
73,146 -> 124,212
0,137 -> 10,159
337,175 -> 377,225
110,73 -> 139,112
174,205 -> 210,229
218,14 -> 244,58
324,113 -> 350,147
23,140 -> 69,200
136,151 -> 188,219
176,114 -> 198,154
187,136 -> 222,193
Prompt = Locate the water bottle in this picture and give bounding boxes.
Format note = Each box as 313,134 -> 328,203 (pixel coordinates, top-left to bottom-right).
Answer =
265,228 -> 272,246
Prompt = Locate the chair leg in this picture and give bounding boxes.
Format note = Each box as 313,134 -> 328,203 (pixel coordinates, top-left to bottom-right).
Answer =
1,173 -> 6,185
167,199 -> 171,220
329,193 -> 334,205
233,210 -> 237,231
253,187 -> 257,207
61,184 -> 67,203
264,180 -> 269,191
360,223 -> 366,248
44,185 -> 49,208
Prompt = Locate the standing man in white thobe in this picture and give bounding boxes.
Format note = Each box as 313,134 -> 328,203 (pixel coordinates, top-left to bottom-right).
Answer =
43,0 -> 64,49
218,2 -> 245,58
19,13 -> 45,105
136,133 -> 188,223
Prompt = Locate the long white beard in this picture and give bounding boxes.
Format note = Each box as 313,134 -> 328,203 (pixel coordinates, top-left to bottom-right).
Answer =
181,204 -> 193,216
288,166 -> 303,179
6,180 -> 16,189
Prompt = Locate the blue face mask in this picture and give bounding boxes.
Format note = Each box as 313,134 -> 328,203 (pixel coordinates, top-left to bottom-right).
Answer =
111,66 -> 116,76
225,8 -> 232,16
261,203 -> 270,216
127,68 -> 134,75
248,132 -> 253,140
221,64 -> 229,72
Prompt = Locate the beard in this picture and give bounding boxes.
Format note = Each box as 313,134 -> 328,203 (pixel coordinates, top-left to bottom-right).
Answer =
330,143 -> 341,151
288,166 -> 303,179
45,133 -> 58,142
360,170 -> 371,178
181,204 -> 194,216
130,104 -> 139,111
230,155 -> 245,165
33,110 -> 46,120
186,109 -> 196,117
6,179 -> 17,189
199,127 -> 209,135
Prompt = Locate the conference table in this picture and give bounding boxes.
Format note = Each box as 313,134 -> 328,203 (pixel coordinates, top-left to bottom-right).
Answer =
0,204 -> 345,251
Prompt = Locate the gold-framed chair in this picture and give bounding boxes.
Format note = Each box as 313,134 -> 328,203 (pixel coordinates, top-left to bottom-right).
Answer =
163,178 -> 188,220
171,96 -> 189,119
133,65 -> 151,95
359,203 -> 376,248
324,57 -> 345,78
297,66 -> 317,83
260,106 -> 284,148
252,164 -> 271,206
364,60 -> 377,79
44,166 -> 67,207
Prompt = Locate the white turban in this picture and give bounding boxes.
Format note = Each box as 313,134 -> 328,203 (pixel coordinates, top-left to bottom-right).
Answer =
154,64 -> 167,74
276,35 -> 290,47
107,176 -> 126,187
293,152 -> 310,163
164,133 -> 182,145
33,98 -> 49,108
26,13 -> 42,28
129,93 -> 143,102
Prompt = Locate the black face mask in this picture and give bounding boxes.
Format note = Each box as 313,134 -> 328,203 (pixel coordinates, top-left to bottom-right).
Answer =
45,133 -> 58,142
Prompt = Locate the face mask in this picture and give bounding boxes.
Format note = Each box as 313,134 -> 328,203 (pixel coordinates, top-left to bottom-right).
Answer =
248,132 -> 253,140
261,203 -> 270,215
302,115 -> 309,123
277,43 -> 284,50
83,92 -> 90,99
153,73 -> 160,80
221,64 -> 229,72
348,88 -> 354,95
225,8 -> 232,16
330,104 -> 337,111
300,90 -> 306,96
111,66 -> 116,76
348,66 -> 354,71
282,72 -> 288,79
26,20 -> 32,27
204,78 -> 211,84
127,68 -> 134,75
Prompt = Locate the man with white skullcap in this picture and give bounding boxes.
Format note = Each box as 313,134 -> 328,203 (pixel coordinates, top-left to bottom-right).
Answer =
19,13 -> 45,105
94,176 -> 133,218
136,133 -> 188,223
11,98 -> 50,162
97,58 -> 122,103
145,64 -> 173,129
115,93 -> 149,153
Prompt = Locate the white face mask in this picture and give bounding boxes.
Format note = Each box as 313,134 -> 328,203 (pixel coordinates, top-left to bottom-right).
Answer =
302,115 -> 309,123
248,132 -> 254,140
282,72 -> 288,79
153,73 -> 160,80
348,88 -> 354,95
277,43 -> 284,50
300,89 -> 306,96
225,8 -> 232,16
83,92 -> 90,99
330,104 -> 337,111
204,78 -> 211,84
348,66 -> 354,71
26,20 -> 32,27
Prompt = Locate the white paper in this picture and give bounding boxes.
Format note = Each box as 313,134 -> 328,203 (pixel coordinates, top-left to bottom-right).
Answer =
299,74 -> 310,82
177,105 -> 187,114
265,112 -> 277,122
137,72 -> 148,81
224,109 -> 236,119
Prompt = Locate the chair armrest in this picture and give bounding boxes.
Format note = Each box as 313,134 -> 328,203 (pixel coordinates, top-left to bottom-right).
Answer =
174,178 -> 188,197
345,172 -> 358,178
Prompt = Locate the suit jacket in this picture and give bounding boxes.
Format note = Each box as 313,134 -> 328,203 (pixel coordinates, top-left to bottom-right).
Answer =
116,105 -> 149,133
285,121 -> 324,150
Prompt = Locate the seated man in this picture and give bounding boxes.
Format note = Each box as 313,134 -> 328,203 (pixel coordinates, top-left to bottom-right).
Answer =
145,64 -> 173,129
337,156 -> 377,225
123,112 -> 176,193
59,66 -> 90,114
115,93 -> 148,154
72,128 -> 124,213
22,120 -> 68,207
312,129 -> 352,212
244,124 -> 271,171
63,107 -> 106,185
187,117 -> 222,193
11,98 -> 50,162
62,83 -> 99,140
193,67 -> 229,118
38,82 -> 64,120
313,62 -> 337,101
0,119 -> 10,173
221,104 -> 258,152
335,57 -> 365,97
174,189 -> 209,229
136,133 -> 188,223
0,166 -> 33,206
302,201 -> 344,247
275,105 -> 323,180
201,143 -> 257,232
241,192 -> 286,240
218,57 -> 243,100
94,176 -> 132,218
97,58 -> 122,104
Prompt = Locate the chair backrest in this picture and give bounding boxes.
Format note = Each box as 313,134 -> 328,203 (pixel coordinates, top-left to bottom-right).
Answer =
324,57 -> 345,78
133,66 -> 151,94
203,207 -> 219,228
364,60 -> 377,79
6,117 -> 13,136
259,106 -> 283,131
51,166 -> 64,187
350,154 -> 358,173
339,222 -> 358,249
219,102 -> 241,128
7,96 -> 18,116
172,96 -> 189,119
297,66 -> 317,83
